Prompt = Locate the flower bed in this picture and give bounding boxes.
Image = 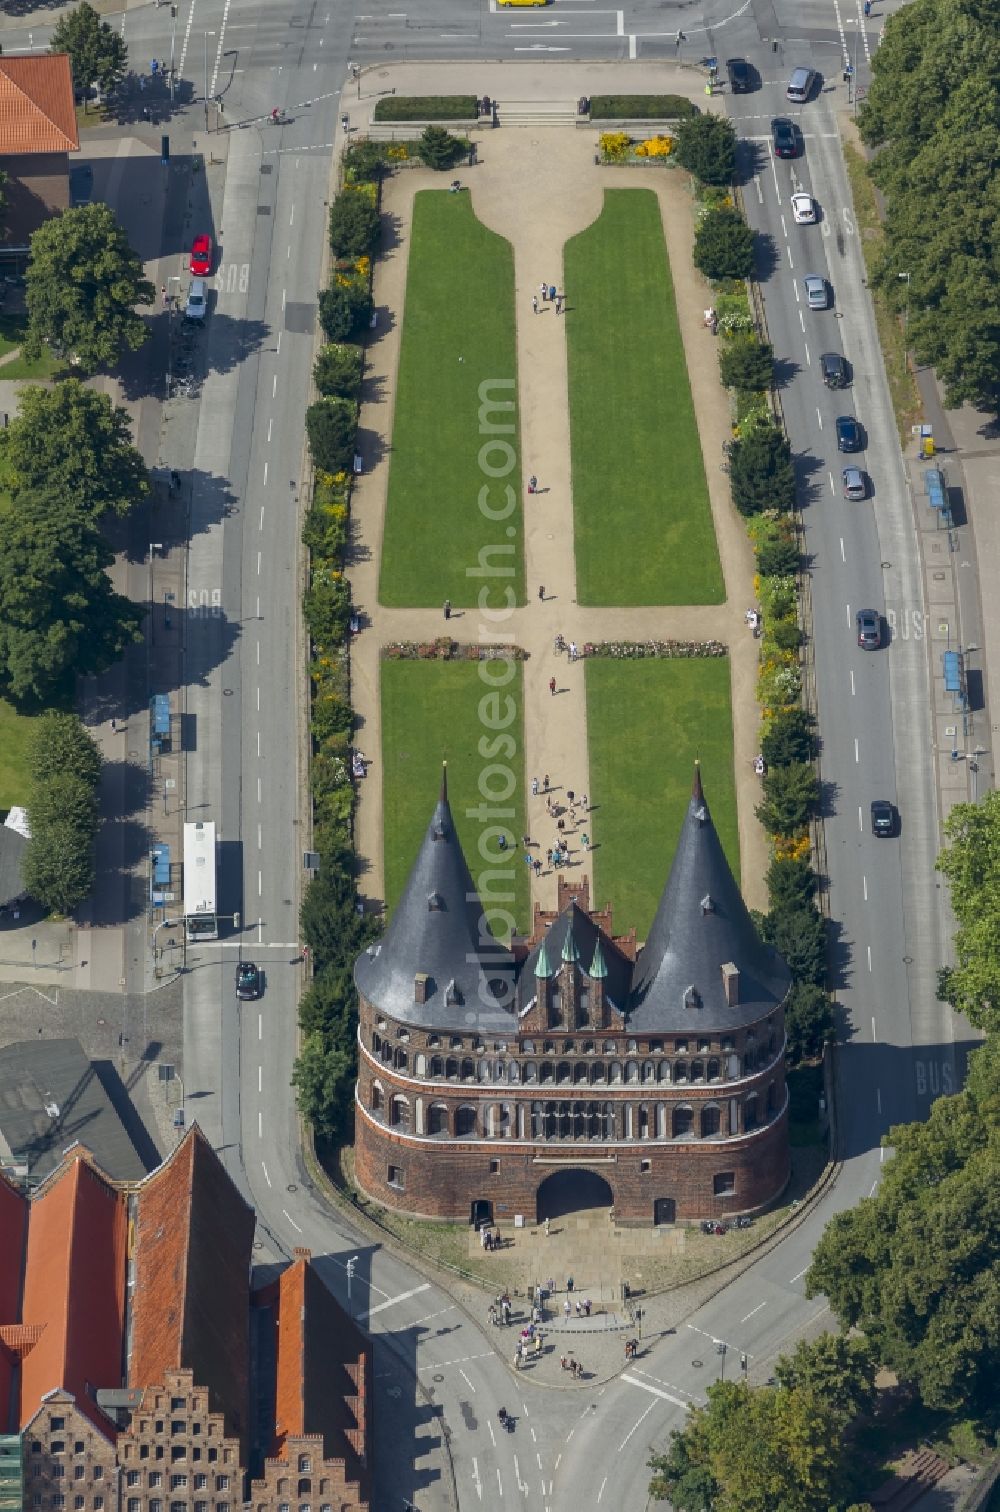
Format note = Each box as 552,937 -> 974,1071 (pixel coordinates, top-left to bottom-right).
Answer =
584,639 -> 727,658
382,639 -> 528,661
599,130 -> 676,166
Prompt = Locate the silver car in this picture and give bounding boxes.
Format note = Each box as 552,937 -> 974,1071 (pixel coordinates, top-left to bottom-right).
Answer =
842,466 -> 866,501
803,275 -> 828,310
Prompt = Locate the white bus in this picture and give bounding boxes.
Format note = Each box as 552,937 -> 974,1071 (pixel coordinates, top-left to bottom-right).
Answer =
183,821 -> 218,941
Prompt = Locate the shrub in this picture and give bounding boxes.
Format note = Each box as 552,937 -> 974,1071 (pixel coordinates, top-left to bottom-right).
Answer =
765,855 -> 817,911
319,282 -> 372,342
342,137 -> 390,182
756,532 -> 799,577
599,131 -> 632,163
719,336 -> 774,392
328,191 -> 381,259
416,124 -> 469,170
589,94 -> 698,119
314,343 -> 363,399
304,566 -> 351,647
770,617 -> 803,654
675,114 -> 737,185
728,424 -> 796,516
764,898 -> 826,986
23,770 -> 98,915
756,761 -> 820,836
784,981 -> 834,1064
694,205 -> 754,281
634,134 -> 674,157
761,708 -> 818,767
373,95 -> 477,122
306,398 -> 358,474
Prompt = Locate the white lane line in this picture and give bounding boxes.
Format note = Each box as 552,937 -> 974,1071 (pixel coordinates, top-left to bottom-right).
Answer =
277,330 -> 282,354
282,1208 -> 303,1233
803,341 -> 810,365
257,551 -> 262,574
566,1429 -> 574,1443
554,1455 -> 561,1471
209,0 -> 232,97
497,1468 -> 502,1498
872,1015 -> 877,1039
789,1265 -> 809,1283
780,213 -> 787,238
282,287 -> 287,310
816,408 -> 823,429
263,460 -> 268,486
863,875 -> 868,901
290,203 -> 295,226
597,1479 -> 607,1504
850,668 -> 856,695
267,417 -> 273,444
459,1368 -> 475,1393
257,822 -> 262,849
257,1064 -> 262,1092
530,1428 -> 537,1442
273,374 -> 278,397
830,471 -> 836,493
618,1400 -> 656,1451
257,1109 -> 262,1138
257,870 -> 262,897
858,805 -> 864,831
257,776 -> 262,802
488,1422 -> 496,1448
868,944 -> 873,972
623,1373 -> 688,1408
472,1457 -> 483,1501
261,1160 -> 271,1186
178,0 -> 197,81
799,309 -> 806,332
411,1305 -> 458,1325
256,686 -> 260,712
787,245 -> 794,269
855,737 -> 860,763
367,1282 -> 431,1317
840,537 -> 846,562
256,641 -> 260,666
740,1300 -> 766,1323
258,1010 -> 263,1037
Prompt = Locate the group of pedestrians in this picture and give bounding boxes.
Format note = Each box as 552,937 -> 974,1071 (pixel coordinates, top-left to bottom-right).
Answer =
526,775 -> 591,875
533,282 -> 565,315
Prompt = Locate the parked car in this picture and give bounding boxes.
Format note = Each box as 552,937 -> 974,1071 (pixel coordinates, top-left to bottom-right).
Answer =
836,415 -> 864,452
871,799 -> 896,837
843,465 -> 867,500
236,961 -> 262,1000
185,277 -> 208,322
856,608 -> 882,650
786,66 -> 818,103
726,57 -> 752,92
803,274 -> 828,310
790,192 -> 816,224
190,234 -> 213,276
821,351 -> 849,388
771,117 -> 798,159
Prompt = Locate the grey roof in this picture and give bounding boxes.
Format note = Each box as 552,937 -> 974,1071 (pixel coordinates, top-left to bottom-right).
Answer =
628,766 -> 790,1031
518,900 -> 632,1016
355,766 -> 516,1031
0,826 -> 27,908
0,1038 -> 148,1183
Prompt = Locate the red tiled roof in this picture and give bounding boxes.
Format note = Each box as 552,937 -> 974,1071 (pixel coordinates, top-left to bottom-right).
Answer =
0,55 -> 78,156
20,1157 -> 127,1434
130,1126 -> 255,1454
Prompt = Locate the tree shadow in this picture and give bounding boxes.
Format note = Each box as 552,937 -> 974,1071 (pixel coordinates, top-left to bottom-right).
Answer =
734,138 -> 765,188
116,311 -> 271,402
83,601 -> 242,722
89,815 -> 155,926
792,448 -> 826,508
772,355 -> 801,390
754,230 -> 780,283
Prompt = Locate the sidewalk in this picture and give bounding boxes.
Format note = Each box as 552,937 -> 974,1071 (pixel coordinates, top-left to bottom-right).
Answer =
345,65 -> 770,923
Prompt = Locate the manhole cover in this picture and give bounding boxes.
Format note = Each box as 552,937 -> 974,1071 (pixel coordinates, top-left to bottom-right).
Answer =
433,1374 -> 444,1383
223,688 -> 234,696
692,1359 -> 703,1369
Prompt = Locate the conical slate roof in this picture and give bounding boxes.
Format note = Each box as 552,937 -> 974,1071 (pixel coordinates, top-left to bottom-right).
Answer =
628,766 -> 790,1030
354,766 -> 516,1030
518,899 -> 631,1015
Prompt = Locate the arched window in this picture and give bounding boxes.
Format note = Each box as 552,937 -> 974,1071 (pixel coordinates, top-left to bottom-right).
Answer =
524,1061 -> 538,1083
604,1041 -> 617,1054
297,1458 -> 311,1476
563,1039 -> 574,1053
446,1057 -> 459,1080
431,1055 -> 444,1078
672,1105 -> 694,1138
574,1062 -> 589,1084
642,1060 -> 655,1084
658,1060 -> 671,1083
507,1061 -> 520,1083
690,1059 -> 704,1082
544,1102 -> 558,1138
557,1061 -> 571,1084
591,1062 -> 606,1085
455,1105 -> 477,1137
371,1032 -> 381,1054
461,1058 -> 475,1081
674,1061 -> 688,1082
394,1047 -> 408,1070
572,1102 -> 587,1139
297,1482 -> 311,1496
390,1096 -> 410,1131
371,1082 -> 384,1113
610,1061 -> 623,1084
381,1041 -> 393,1064
478,1059 -> 490,1082
427,1103 -> 449,1136
414,1053 -> 427,1076
745,1095 -> 759,1131
701,1104 -> 721,1137
540,1061 -> 554,1084
638,1104 -> 650,1138
583,1041 -> 595,1055
625,1061 -> 639,1084
707,1057 -> 720,1082
557,1103 -> 571,1139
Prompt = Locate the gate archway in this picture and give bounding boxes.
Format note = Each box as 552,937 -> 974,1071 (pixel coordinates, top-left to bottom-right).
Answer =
536,1168 -> 613,1223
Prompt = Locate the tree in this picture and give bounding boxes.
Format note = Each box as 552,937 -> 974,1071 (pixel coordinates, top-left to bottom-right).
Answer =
319,281 -> 373,343
342,138 -> 390,183
775,1333 -> 878,1420
784,981 -> 834,1064
51,1 -> 128,104
416,124 -> 468,170
694,205 -> 754,281
765,854 -> 817,911
313,343 -> 363,400
806,1034 -> 1000,1416
935,790 -> 1000,1033
23,770 -> 98,915
756,760 -> 819,836
29,711 -> 102,789
328,191 -> 381,259
755,532 -> 799,578
292,1032 -> 356,1144
765,900 -> 825,987
24,204 -> 154,373
727,424 -> 796,515
675,114 -> 737,186
761,708 -> 817,767
0,487 -> 144,709
0,379 -> 148,520
719,336 -> 774,392
306,398 -> 358,475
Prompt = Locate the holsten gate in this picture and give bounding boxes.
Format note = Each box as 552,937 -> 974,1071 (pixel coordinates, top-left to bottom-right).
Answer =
353,766 -> 791,1226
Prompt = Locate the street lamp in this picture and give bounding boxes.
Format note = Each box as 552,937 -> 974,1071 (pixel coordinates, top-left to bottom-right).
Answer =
346,1255 -> 359,1316
716,1339 -> 728,1380
201,30 -> 214,129
898,271 -> 911,337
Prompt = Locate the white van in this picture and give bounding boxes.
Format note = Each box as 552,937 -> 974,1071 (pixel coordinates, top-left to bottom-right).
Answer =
786,67 -> 817,103
185,277 -> 207,322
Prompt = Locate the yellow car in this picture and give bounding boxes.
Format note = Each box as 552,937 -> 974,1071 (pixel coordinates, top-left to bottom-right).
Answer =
497,0 -> 550,7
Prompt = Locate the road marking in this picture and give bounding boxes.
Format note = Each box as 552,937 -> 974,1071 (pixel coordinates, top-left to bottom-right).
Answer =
850,668 -> 855,695
282,287 -> 287,311
257,822 -> 262,850
858,805 -> 863,830
411,1305 -> 458,1325
789,1265 -> 809,1283
263,461 -> 268,486
554,1455 -> 561,1471
178,0 -> 198,83
855,737 -> 860,763
367,1282 -> 430,1317
787,245 -> 794,269
497,1468 -> 502,1497
257,776 -> 262,802
566,1429 -> 574,1443
258,1008 -> 263,1035
868,944 -> 873,972
290,203 -> 295,226
740,1301 -> 766,1322
261,1160 -> 271,1186
863,874 -> 868,901
260,505 -> 265,529
597,1479 -> 607,1504
780,213 -> 787,238
830,471 -> 836,493
623,1372 -> 687,1408
257,1110 -> 262,1138
816,408 -> 823,429
209,0 -> 232,98
257,870 -> 262,896
282,1207 -> 302,1233
277,330 -> 282,354
799,309 -> 806,332
841,537 -> 846,562
472,1458 -> 482,1501
257,551 -> 262,574
257,1064 -> 262,1092
803,341 -> 810,365
273,374 -> 278,397
488,1422 -> 496,1448
459,1368 -> 475,1392
618,1400 -> 655,1450
530,1427 -> 537,1442
514,1456 -> 528,1496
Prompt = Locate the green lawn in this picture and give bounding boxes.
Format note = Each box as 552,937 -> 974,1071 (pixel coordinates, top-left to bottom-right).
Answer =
379,191 -> 524,607
565,189 -> 723,605
380,658 -> 529,934
585,657 -> 737,938
0,699 -> 38,810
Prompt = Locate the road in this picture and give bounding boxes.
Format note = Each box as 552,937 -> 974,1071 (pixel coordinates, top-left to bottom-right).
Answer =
0,0 -> 971,1505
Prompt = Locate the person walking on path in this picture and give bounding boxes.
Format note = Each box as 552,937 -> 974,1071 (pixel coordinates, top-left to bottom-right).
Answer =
532,294 -> 539,314
555,294 -> 563,314
531,776 -> 540,796
538,585 -> 545,601
581,832 -> 590,851
443,599 -> 451,620
549,676 -> 557,696
548,284 -> 556,304
543,773 -> 550,791
528,474 -> 538,494
540,281 -> 548,303
544,1216 -> 550,1236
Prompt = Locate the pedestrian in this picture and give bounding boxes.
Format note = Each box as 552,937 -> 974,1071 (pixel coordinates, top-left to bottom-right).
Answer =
533,859 -> 542,877
528,474 -> 538,494
543,773 -> 550,791
863,0 -> 871,12
567,1275 -> 574,1293
524,852 -> 533,870
569,641 -> 578,661
111,717 -> 117,733
555,295 -> 563,315
575,1300 -> 582,1316
544,1216 -> 550,1236
564,1298 -> 571,1318
532,776 -> 540,796
498,833 -> 507,851
139,75 -> 146,92
549,284 -> 556,303
532,294 -> 539,314
567,790 -> 575,804
545,848 -> 553,867
581,833 -> 590,851
538,585 -> 545,601
161,284 -> 168,305
569,807 -> 577,824
443,599 -> 451,620
547,1276 -> 554,1295
540,281 -> 548,302
549,676 -> 556,696
480,1225 -> 487,1249
580,793 -> 588,810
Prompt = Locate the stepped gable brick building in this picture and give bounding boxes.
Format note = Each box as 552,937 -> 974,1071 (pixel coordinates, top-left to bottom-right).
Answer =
0,1128 -> 371,1512
354,765 -> 791,1225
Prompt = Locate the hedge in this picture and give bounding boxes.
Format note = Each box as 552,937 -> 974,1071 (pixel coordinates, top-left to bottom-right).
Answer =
589,94 -> 699,120
374,95 -> 477,122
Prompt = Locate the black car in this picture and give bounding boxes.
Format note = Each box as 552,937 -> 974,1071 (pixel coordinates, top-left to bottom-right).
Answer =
821,351 -> 849,389
836,415 -> 864,452
856,608 -> 882,650
236,961 -> 262,1000
727,57 -> 752,92
771,118 -> 798,159
871,800 -> 896,837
